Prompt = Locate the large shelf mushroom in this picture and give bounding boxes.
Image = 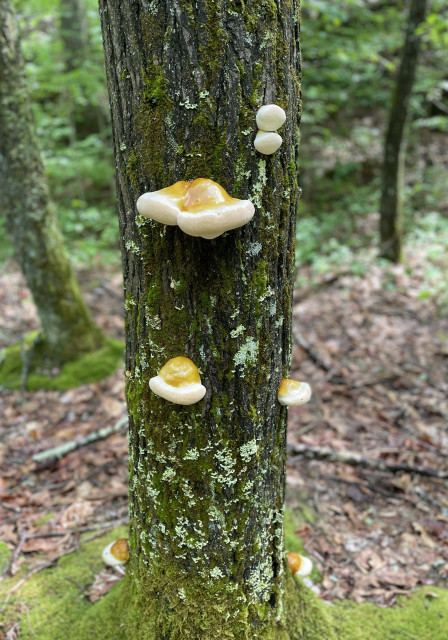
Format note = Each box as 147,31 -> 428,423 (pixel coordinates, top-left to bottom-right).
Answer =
137,178 -> 254,239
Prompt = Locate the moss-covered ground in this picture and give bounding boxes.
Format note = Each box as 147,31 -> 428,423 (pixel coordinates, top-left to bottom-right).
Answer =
1,520 -> 447,639
0,333 -> 124,391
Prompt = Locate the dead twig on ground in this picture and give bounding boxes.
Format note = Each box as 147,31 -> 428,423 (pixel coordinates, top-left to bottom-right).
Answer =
32,416 -> 128,464
287,442 -> 448,479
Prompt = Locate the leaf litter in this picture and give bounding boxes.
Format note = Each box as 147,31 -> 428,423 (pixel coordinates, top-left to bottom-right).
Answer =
0,253 -> 447,611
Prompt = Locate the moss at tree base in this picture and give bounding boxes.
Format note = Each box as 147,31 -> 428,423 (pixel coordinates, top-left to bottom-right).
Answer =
1,526 -> 447,640
0,332 -> 124,391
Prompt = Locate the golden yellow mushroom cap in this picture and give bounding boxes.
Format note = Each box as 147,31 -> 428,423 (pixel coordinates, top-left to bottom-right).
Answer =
286,551 -> 313,577
149,356 -> 206,405
278,379 -> 312,406
158,356 -> 201,387
102,538 -> 129,566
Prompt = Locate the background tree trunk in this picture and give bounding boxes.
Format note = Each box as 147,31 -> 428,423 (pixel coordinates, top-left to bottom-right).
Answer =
0,0 -> 104,365
379,0 -> 428,262
59,0 -> 88,72
100,1 -> 335,637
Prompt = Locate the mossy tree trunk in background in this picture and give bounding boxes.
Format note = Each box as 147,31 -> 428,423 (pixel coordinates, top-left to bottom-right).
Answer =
0,0 -> 105,365
379,0 -> 428,262
100,1 -> 336,638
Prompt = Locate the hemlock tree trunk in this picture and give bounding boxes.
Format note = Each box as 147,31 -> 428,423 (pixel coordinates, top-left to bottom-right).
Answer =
0,0 -> 104,364
379,0 -> 428,262
100,2 -> 335,638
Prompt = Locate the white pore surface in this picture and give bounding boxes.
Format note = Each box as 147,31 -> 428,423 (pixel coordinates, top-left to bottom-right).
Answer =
177,201 -> 255,239
256,104 -> 286,131
295,556 -> 313,577
149,376 -> 206,405
136,192 -> 180,225
254,131 -> 283,155
278,382 -> 312,406
102,541 -> 126,567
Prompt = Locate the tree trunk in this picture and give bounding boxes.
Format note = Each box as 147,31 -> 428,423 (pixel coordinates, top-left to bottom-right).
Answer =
99,1 -> 335,637
379,0 -> 428,262
60,0 -> 88,72
0,0 -> 104,365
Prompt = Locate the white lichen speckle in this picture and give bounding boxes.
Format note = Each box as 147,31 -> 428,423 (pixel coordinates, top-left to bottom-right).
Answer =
210,566 -> 225,579
233,338 -> 259,377
239,438 -> 258,462
183,447 -> 200,461
247,242 -> 262,257
161,467 -> 176,482
230,325 -> 246,338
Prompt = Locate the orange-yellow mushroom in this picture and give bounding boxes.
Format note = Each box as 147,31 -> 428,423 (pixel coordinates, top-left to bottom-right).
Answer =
149,356 -> 206,405
277,379 -> 312,406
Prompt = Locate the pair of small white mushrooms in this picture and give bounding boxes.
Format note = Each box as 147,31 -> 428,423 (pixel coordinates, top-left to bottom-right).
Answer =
149,356 -> 312,407
254,104 -> 286,155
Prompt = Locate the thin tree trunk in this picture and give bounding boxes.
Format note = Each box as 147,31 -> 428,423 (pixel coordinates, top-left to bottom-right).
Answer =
60,0 -> 88,72
0,0 -> 104,365
379,0 -> 428,262
100,2 -> 336,638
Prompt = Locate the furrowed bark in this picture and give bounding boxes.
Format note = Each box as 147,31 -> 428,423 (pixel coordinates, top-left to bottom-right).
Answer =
0,0 -> 104,365
99,1 -> 336,637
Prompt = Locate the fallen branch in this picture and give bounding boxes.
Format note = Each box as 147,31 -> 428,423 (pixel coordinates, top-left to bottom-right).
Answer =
287,442 -> 448,479
32,416 -> 128,464
292,326 -> 330,372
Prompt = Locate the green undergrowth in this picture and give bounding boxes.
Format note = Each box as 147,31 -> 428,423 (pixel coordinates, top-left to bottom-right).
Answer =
0,333 -> 124,391
1,517 -> 447,639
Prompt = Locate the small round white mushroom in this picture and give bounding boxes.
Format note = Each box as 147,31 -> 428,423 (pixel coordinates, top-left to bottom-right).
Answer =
102,538 -> 129,567
149,356 -> 206,405
256,104 -> 286,131
254,130 -> 283,155
277,379 -> 312,406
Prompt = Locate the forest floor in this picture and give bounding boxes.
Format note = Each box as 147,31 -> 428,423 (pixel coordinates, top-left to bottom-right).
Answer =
0,247 -> 447,626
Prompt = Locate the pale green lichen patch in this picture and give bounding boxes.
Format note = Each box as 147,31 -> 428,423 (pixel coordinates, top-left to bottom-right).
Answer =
233,336 -> 259,376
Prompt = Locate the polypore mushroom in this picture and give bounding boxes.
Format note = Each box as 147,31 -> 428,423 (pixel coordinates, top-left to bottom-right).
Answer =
254,130 -> 283,155
256,104 -> 286,131
149,356 -> 206,405
102,538 -> 129,567
286,552 -> 313,577
277,379 -> 312,406
136,178 -> 255,239
136,180 -> 189,225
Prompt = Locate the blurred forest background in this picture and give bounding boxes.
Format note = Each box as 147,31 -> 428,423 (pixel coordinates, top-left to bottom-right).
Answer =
1,0 -> 448,632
